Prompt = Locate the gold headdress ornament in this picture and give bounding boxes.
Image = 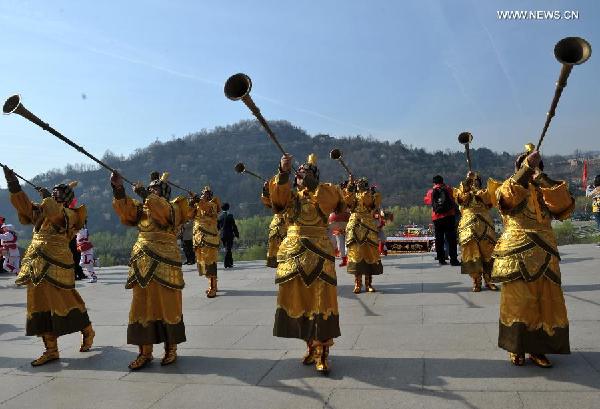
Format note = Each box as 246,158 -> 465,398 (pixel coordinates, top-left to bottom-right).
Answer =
160,172 -> 169,182
524,143 -> 535,154
307,153 -> 317,166
68,181 -> 78,189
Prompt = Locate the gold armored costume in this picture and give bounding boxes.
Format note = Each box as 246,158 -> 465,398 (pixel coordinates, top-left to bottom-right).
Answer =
343,179 -> 383,293
112,173 -> 191,369
269,154 -> 343,375
192,188 -> 221,297
5,171 -> 94,367
492,153 -> 574,367
454,176 -> 498,292
261,190 -> 289,268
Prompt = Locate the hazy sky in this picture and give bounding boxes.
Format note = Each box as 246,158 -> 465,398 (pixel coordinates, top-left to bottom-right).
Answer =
1,0 -> 598,179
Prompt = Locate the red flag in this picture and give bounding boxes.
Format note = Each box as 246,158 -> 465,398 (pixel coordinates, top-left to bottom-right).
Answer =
582,160 -> 588,191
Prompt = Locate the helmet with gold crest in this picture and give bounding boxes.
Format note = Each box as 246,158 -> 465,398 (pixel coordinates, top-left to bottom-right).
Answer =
200,185 -> 213,200
52,181 -> 78,207
296,153 -> 320,181
148,171 -> 172,200
515,143 -> 544,172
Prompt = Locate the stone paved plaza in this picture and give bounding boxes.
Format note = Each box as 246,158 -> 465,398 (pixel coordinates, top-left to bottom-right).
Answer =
0,244 -> 599,409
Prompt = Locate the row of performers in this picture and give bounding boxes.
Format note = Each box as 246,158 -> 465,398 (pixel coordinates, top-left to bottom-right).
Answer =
1,144 -> 574,373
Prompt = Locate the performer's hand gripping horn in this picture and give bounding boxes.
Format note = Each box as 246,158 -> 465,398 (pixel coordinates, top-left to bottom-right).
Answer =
224,73 -> 295,171
536,37 -> 591,151
329,148 -> 352,176
234,162 -> 267,182
457,132 -> 473,172
0,162 -> 42,190
3,95 -> 135,186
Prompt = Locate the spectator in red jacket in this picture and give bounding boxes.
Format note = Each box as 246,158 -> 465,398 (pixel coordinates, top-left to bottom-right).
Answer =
424,175 -> 460,266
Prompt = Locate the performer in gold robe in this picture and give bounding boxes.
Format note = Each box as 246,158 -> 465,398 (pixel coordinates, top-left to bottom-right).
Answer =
491,145 -> 574,368
343,177 -> 383,293
191,186 -> 221,298
454,171 -> 498,292
269,153 -> 343,375
3,167 -> 94,366
261,181 -> 288,268
111,171 -> 191,370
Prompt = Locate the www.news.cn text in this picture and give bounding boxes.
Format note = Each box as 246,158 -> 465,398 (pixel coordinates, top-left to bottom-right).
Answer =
497,10 -> 580,20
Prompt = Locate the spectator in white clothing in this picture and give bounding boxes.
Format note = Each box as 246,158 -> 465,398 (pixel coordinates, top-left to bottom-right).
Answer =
76,225 -> 97,282
0,223 -> 20,274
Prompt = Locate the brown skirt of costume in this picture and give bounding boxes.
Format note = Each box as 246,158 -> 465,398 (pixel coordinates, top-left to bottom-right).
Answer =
274,276 -> 340,342
498,277 -> 569,354
26,281 -> 91,337
128,280 -> 186,345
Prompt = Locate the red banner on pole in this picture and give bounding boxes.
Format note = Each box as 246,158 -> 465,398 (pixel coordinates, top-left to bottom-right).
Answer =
582,160 -> 588,191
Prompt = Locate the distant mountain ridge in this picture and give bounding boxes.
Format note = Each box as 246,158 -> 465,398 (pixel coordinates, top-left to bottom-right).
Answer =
1,120 -> 596,238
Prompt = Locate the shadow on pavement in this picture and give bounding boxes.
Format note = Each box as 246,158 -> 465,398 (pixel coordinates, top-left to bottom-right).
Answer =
4,349 -> 600,409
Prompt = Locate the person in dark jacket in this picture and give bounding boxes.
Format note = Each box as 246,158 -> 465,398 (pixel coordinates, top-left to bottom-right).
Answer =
424,175 -> 460,266
218,203 -> 239,268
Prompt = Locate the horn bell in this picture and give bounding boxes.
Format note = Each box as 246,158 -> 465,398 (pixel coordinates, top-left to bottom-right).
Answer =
224,73 -> 252,101
554,37 -> 592,66
458,132 -> 473,145
3,94 -> 22,115
329,148 -> 342,160
234,162 -> 246,173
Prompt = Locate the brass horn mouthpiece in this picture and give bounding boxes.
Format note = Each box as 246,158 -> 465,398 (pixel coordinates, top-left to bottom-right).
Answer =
3,94 -> 21,115
458,132 -> 473,145
224,73 -> 252,101
234,162 -> 246,173
555,37 -> 592,66
330,148 -> 342,160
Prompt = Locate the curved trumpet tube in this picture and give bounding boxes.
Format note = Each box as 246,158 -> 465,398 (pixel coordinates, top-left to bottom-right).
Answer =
536,37 -> 591,150
225,73 -> 293,168
3,95 -> 135,186
0,162 -> 41,190
329,148 -> 352,176
458,132 -> 473,172
234,162 -> 266,182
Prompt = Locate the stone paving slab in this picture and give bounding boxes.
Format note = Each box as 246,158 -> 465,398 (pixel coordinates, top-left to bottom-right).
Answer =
0,244 -> 599,408
327,389 -> 524,409
0,374 -> 53,404
0,377 -> 177,409
150,384 -> 332,409
518,392 -> 600,409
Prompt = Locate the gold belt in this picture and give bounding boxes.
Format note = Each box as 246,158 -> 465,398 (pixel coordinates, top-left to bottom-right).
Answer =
138,231 -> 176,243
32,233 -> 69,246
287,225 -> 328,238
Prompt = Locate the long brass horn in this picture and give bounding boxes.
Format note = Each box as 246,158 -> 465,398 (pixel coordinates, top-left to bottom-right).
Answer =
0,162 -> 42,190
167,180 -> 195,196
234,162 -> 266,182
458,132 -> 473,172
3,95 -> 135,186
225,73 -> 292,164
536,37 -> 591,151
329,148 -> 352,176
